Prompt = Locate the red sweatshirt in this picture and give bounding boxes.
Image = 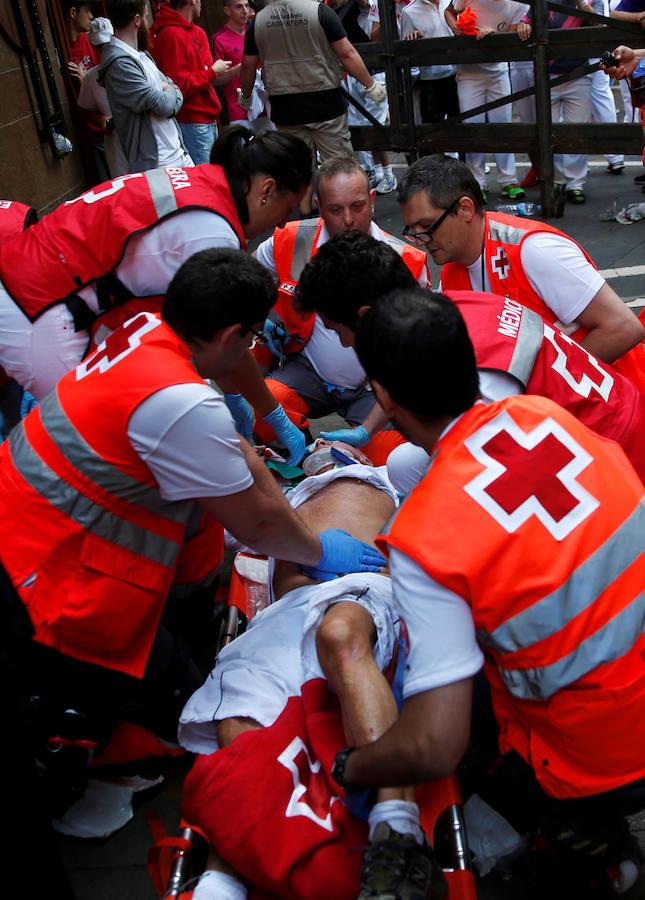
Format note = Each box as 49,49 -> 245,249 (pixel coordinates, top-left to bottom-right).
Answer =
151,5 -> 221,123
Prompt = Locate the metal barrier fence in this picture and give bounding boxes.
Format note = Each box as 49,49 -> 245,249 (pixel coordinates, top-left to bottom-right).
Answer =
350,0 -> 645,215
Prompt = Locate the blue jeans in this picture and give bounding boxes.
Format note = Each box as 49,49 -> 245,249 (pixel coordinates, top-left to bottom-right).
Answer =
179,122 -> 218,165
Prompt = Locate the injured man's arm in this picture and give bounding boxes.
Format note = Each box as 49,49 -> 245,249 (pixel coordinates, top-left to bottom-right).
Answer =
179,458 -> 440,899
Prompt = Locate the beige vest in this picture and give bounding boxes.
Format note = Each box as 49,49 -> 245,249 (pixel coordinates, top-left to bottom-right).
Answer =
254,0 -> 344,96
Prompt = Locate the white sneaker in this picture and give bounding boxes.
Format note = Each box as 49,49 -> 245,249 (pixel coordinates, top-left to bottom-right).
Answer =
376,173 -> 397,194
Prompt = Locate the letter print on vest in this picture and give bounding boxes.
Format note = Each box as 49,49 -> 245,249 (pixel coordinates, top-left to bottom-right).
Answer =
463,410 -> 600,540
278,736 -> 340,832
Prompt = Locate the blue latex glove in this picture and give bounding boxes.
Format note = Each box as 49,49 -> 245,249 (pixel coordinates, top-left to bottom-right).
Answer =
319,424 -> 369,448
224,393 -> 255,441
263,318 -> 288,360
263,403 -> 306,466
20,390 -> 38,418
303,527 -> 386,580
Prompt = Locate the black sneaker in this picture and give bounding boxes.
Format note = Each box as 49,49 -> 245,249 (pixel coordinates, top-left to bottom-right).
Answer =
358,822 -> 448,899
634,172 -> 645,184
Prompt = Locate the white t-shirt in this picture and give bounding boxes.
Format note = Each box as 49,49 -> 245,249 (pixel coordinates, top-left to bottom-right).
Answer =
400,0 -> 456,80
77,66 -> 129,178
453,0 -> 528,75
110,36 -> 192,168
255,220 -> 430,389
390,548 -> 484,698
464,231 -> 605,328
77,209 -> 241,316
128,381 -> 254,501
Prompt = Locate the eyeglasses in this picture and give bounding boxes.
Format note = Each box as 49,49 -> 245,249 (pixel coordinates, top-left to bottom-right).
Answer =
402,198 -> 460,246
248,328 -> 268,350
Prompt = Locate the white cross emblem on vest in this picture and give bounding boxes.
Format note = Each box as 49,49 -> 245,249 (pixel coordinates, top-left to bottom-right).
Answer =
491,247 -> 510,280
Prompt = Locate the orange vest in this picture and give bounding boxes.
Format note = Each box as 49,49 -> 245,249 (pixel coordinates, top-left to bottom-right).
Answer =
441,211 -> 645,392
0,313 -> 224,678
261,218 -> 429,362
378,396 -> 645,799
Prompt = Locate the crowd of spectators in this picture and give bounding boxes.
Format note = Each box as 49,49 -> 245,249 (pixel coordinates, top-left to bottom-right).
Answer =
63,0 -> 643,202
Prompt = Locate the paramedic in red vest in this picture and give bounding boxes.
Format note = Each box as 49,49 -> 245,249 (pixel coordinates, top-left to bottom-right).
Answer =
296,231 -> 645,487
333,287 -> 645,815
0,125 -> 310,466
0,248 -> 384,758
398,154 -> 645,388
251,155 -> 430,465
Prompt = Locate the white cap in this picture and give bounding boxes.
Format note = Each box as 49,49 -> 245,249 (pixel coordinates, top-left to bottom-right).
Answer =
89,17 -> 113,46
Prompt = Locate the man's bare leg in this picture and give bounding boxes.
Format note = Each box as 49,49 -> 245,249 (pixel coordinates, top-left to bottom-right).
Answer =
316,601 -> 415,804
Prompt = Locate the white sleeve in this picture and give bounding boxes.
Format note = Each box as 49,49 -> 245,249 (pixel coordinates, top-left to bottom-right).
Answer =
115,210 -> 242,299
519,233 -> 605,326
478,369 -> 521,402
400,8 -> 415,36
254,234 -> 278,279
389,548 -> 484,698
128,383 -> 254,501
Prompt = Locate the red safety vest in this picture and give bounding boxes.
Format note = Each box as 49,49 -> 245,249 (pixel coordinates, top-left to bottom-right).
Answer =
263,218 -> 429,360
447,289 -> 645,482
0,200 -> 37,242
0,313 -> 224,677
379,396 -> 645,799
441,211 -> 645,391
0,166 -> 245,323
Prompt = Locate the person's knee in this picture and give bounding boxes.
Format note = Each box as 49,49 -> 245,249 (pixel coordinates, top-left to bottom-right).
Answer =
316,603 -> 376,677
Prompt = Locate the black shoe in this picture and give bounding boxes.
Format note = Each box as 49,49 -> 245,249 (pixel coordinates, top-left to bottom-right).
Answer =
358,822 -> 448,899
566,188 -> 586,205
634,172 -> 645,184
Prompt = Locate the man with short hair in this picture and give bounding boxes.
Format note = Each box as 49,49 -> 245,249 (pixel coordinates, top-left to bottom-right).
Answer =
397,155 -> 645,382
100,0 -> 192,172
212,0 -> 254,128
337,286 -> 645,840
296,231 -> 645,489
252,156 -> 430,463
239,0 -> 387,212
63,0 -> 100,84
0,248 -> 383,788
151,0 -> 232,163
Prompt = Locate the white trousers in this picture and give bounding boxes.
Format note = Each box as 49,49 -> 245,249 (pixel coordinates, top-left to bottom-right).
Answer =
456,67 -> 517,188
510,61 -> 535,125
591,69 -> 623,166
551,75 -> 592,191
0,283 -> 88,398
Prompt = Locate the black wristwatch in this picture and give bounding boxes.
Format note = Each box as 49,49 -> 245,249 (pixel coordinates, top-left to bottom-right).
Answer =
332,746 -> 360,794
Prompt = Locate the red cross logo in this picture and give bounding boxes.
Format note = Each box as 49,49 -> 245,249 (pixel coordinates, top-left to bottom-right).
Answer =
464,410 -> 599,540
543,325 -> 614,401
76,313 -> 160,380
278,736 -> 338,831
491,247 -> 510,280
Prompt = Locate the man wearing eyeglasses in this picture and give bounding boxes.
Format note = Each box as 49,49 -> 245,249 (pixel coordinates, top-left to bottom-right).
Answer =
399,155 -> 645,388
0,248 -> 386,797
252,155 -> 430,465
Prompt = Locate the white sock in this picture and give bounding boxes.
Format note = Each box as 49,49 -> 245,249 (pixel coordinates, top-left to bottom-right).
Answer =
368,799 -> 424,846
373,164 -> 384,179
383,165 -> 393,179
192,870 -> 247,900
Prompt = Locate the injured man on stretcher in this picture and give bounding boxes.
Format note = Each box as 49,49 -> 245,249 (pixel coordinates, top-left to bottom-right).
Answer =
179,446 -> 445,900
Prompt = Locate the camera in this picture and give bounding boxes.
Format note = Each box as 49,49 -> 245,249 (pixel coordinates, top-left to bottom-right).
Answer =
600,50 -> 619,68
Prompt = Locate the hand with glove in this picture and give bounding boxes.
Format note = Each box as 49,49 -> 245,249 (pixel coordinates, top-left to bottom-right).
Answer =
319,425 -> 369,448
236,88 -> 253,110
262,404 -> 307,466
302,527 -> 386,580
365,78 -> 387,103
224,393 -> 255,441
263,318 -> 288,360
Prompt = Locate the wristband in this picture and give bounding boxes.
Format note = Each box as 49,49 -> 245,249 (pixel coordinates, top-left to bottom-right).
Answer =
331,747 -> 361,793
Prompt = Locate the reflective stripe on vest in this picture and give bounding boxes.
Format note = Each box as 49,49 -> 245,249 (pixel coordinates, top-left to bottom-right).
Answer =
37,390 -> 187,520
479,501 -> 645,700
488,219 -> 527,246
289,220 -> 319,281
9,404 -> 185,568
507,305 -> 544,387
145,168 -> 180,219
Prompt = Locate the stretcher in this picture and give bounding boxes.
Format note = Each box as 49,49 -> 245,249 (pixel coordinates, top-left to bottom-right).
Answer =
149,554 -> 477,900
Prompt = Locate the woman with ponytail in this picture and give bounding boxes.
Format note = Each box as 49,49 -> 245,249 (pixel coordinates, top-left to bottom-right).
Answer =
0,125 -> 312,408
